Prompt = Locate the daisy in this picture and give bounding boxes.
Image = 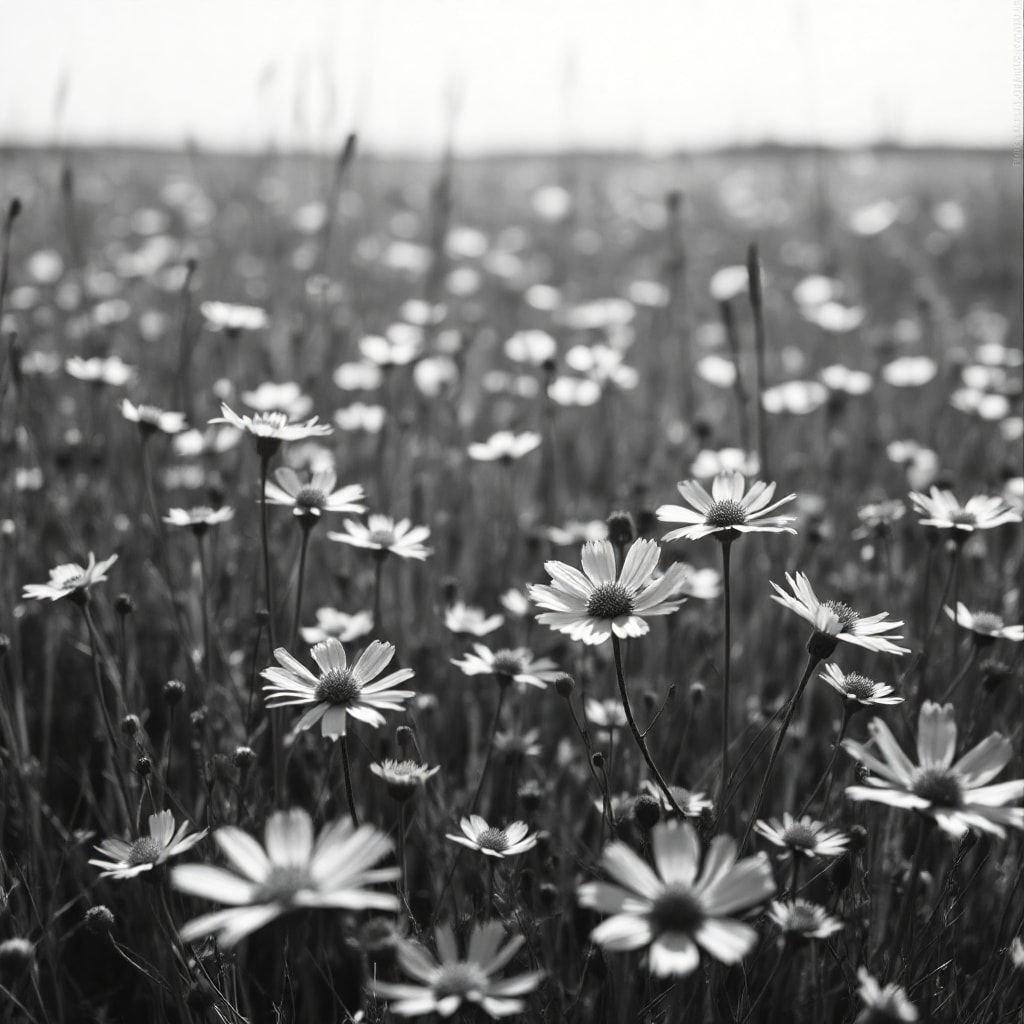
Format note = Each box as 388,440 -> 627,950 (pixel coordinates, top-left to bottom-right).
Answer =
121,399 -> 187,436
23,553 -> 117,603
944,604 -> 1024,644
300,607 -> 374,645
855,967 -> 919,1022
263,466 -> 365,522
494,729 -> 543,759
585,697 -> 627,740
505,329 -> 557,365
467,431 -> 542,462
819,665 -> 905,709
241,381 -> 313,418
444,602 -> 504,637
529,539 -> 688,645
770,573 -> 909,657
65,355 -> 135,387
334,403 -> 386,433
171,808 -> 398,948
657,470 -> 796,542
328,515 -> 432,561
261,638 -> 415,739
909,486 -> 1021,534
767,900 -> 843,942
90,811 -> 206,881
370,759 -> 440,801
163,506 -> 236,534
577,820 -> 775,976
672,565 -> 723,601
639,780 -> 713,819
211,403 -> 332,452
451,644 -> 561,689
754,814 -> 848,859
843,701 -> 1024,837
370,920 -> 543,1019
199,300 -> 268,333
446,817 -> 538,859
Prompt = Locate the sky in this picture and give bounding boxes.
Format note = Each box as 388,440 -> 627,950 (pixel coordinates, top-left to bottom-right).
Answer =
1,0 -> 1020,154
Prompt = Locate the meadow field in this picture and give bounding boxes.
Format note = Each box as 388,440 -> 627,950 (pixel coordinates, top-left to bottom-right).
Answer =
0,142 -> 1022,1022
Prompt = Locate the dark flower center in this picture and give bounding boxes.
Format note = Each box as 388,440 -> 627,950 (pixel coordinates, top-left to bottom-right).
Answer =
586,583 -> 635,619
127,837 -> 162,866
649,886 -> 705,934
704,499 -> 748,527
476,827 -> 509,852
781,823 -> 819,850
843,673 -> 878,701
950,511 -> 976,526
491,650 -> 527,676
968,611 -> 1005,634
433,962 -> 489,999
823,600 -> 860,630
295,487 -> 327,511
254,865 -> 312,904
314,668 -> 362,705
784,903 -> 822,934
368,528 -> 397,546
911,767 -> 963,807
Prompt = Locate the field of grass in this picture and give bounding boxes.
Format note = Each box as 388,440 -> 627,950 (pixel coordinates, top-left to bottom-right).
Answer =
0,142 -> 1022,1023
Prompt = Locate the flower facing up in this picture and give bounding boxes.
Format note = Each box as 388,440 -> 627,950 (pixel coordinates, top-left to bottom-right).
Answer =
446,816 -> 538,859
451,644 -> 561,689
370,759 -> 440,801
577,820 -> 775,976
23,553 -> 117,603
121,399 -> 187,436
467,430 -> 542,462
263,466 -> 365,522
210,403 -> 333,449
657,470 -> 797,542
328,515 -> 432,561
767,900 -> 843,943
371,920 -> 543,1019
261,638 -> 415,739
754,814 -> 848,860
171,809 -> 399,948
300,607 -> 374,644
819,664 -> 905,709
855,967 -> 919,1023
163,506 -> 236,534
444,602 -> 504,637
944,603 -> 1024,644
529,539 -> 688,645
909,486 -> 1022,534
844,701 -> 1024,837
770,573 -> 909,656
90,810 -> 206,881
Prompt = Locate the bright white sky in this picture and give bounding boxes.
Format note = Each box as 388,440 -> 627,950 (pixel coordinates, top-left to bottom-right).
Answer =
1,0 -> 1019,153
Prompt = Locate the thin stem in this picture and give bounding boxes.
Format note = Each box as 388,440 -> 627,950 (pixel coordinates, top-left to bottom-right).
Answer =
398,801 -> 409,910
740,652 -> 820,852
940,643 -> 978,702
340,734 -> 359,825
196,532 -> 212,698
747,243 -> 770,479
372,552 -> 386,637
887,817 -> 929,973
259,451 -> 284,805
290,521 -> 313,649
799,707 -> 851,817
468,682 -> 508,814
611,636 -> 682,816
718,539 -> 733,821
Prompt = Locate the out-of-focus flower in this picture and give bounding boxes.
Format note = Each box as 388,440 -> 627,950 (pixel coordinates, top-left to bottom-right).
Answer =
754,814 -> 848,859
909,487 -> 1022,534
163,507 -> 235,532
445,603 -> 504,637
881,357 -> 937,388
66,356 -> 134,387
565,345 -> 638,390
505,330 -> 557,366
328,515 -> 431,561
200,301 -> 268,333
451,644 -> 560,689
695,355 -> 738,389
944,604 -> 1023,643
709,266 -> 749,302
121,399 -> 187,435
767,900 -> 843,942
301,608 -> 375,645
848,200 -> 899,236
855,967 -> 918,1022
334,403 -> 386,433
543,520 -> 609,546
241,382 -> 313,418
360,329 -> 421,368
690,448 -> 760,479
370,759 -> 440,801
467,431 -> 542,462
333,362 -> 384,391
264,467 -> 365,521
761,381 -> 829,415
820,365 -> 873,395
499,588 -> 532,618
548,376 -> 602,406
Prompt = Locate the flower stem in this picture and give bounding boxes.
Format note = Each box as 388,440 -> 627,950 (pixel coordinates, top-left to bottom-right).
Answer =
340,733 -> 359,825
468,681 -> 508,814
611,636 -> 682,816
798,707 -> 851,817
195,532 -> 212,698
718,538 -> 733,822
259,451 -> 284,805
372,551 -> 386,638
887,817 -> 929,971
740,652 -> 820,852
290,521 -> 312,649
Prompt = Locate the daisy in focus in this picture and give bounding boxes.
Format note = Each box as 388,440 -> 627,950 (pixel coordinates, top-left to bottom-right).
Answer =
171,809 -> 398,947
529,539 -> 688,645
451,644 -> 561,689
770,573 -> 909,656
577,820 -> 775,976
944,604 -> 1024,644
211,403 -> 333,448
909,486 -> 1022,534
90,811 -> 206,881
754,814 -> 848,860
446,816 -> 538,859
263,466 -> 365,522
261,638 -> 415,739
370,920 -> 543,1020
843,701 -> 1024,837
328,515 -> 432,561
657,470 -> 797,542
23,553 -> 118,603
819,664 -> 905,709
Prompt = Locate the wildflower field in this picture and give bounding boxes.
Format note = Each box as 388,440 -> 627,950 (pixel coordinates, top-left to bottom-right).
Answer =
0,142 -> 1022,1023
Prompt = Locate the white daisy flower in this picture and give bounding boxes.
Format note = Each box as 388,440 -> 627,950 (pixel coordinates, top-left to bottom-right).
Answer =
263,466 -> 365,521
944,603 -> 1024,643
300,607 -> 374,645
767,900 -> 843,942
199,300 -> 268,333
328,515 -> 432,561
210,403 -> 332,445
753,814 -> 848,859
261,638 -> 415,739
371,920 -> 543,1019
121,399 -> 187,435
171,809 -> 399,948
163,506 -> 236,533
444,602 -> 504,637
819,665 -> 905,709
446,816 -> 538,859
467,431 -> 542,462
90,810 -> 206,881
370,759 -> 440,801
241,381 -> 312,418
451,644 -> 561,689
23,552 -> 117,603
909,486 -> 1022,534
844,701 -> 1024,837
65,356 -> 135,387
856,967 -> 919,1021
529,539 -> 688,646
577,820 -> 775,976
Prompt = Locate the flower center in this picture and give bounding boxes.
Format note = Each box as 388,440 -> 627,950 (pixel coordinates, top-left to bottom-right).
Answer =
842,673 -> 877,701
254,865 -> 312,904
968,611 -> 1005,634
586,583 -> 635,620
648,885 -> 705,934
295,486 -> 327,511
780,823 -> 819,850
911,767 -> 963,807
950,511 -> 976,526
314,668 -> 362,705
476,827 -> 510,852
491,650 -> 527,677
823,600 -> 860,630
254,412 -> 290,433
433,962 -> 489,999
368,528 -> 397,546
704,499 -> 748,527
127,837 -> 163,866
784,903 -> 822,934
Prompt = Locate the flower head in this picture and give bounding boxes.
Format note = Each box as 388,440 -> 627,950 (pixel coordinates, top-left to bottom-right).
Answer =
577,820 -> 774,976
444,602 -> 504,637
638,780 -> 714,819
446,816 -> 537,859
300,607 -> 374,645
819,664 -> 904,709
944,604 -> 1023,644
23,553 -> 117,603
529,539 -> 688,645
370,759 -> 440,801
163,507 -> 236,533
754,813 -> 848,859
210,403 -> 332,448
451,644 -> 560,689
171,809 -> 398,947
467,431 -> 542,462
200,300 -> 268,333
767,900 -> 843,943
855,967 -> 919,1022
242,381 -> 312,417
371,921 -> 543,1019
90,811 -> 206,880
844,701 -> 1024,837
65,356 -> 134,387
909,486 -> 1021,534
121,399 -> 187,436
261,638 -> 415,739
328,515 -> 432,561
263,466 -> 365,522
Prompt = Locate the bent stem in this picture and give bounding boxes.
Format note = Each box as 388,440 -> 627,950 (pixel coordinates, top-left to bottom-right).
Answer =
740,652 -> 821,852
340,733 -> 359,825
611,635 -> 682,816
